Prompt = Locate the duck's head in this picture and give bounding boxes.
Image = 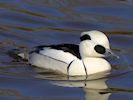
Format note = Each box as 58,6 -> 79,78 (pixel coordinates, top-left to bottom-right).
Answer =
79,30 -> 118,59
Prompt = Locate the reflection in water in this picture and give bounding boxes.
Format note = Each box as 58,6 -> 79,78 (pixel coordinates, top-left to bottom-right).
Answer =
84,79 -> 111,100
84,89 -> 111,100
51,77 -> 111,100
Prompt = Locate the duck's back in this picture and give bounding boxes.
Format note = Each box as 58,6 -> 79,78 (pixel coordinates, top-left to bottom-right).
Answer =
32,44 -> 81,58
30,44 -> 80,62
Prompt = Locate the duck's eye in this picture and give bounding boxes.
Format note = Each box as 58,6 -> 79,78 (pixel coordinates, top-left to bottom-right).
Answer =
94,45 -> 106,54
80,34 -> 91,41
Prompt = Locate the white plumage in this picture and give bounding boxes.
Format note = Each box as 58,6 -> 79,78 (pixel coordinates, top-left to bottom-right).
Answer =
18,30 -> 118,76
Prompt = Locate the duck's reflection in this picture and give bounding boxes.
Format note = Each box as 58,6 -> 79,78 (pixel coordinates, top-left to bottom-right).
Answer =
84,78 -> 111,100
84,87 -> 111,100
50,74 -> 111,100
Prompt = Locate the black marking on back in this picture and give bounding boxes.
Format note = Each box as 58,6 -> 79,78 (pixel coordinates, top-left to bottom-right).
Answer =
80,34 -> 91,41
67,60 -> 75,76
30,44 -> 81,59
82,60 -> 88,77
94,45 -> 106,54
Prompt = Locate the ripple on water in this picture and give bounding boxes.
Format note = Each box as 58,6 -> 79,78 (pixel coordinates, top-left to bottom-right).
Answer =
0,0 -> 133,100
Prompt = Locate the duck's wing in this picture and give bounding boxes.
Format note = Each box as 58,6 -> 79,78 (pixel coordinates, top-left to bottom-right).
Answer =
30,44 -> 81,64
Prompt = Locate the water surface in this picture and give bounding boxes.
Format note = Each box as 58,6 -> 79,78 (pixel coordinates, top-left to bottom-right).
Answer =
0,0 -> 133,100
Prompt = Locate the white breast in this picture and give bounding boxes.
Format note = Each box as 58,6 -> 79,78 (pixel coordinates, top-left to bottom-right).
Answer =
68,58 -> 111,76
84,58 -> 111,75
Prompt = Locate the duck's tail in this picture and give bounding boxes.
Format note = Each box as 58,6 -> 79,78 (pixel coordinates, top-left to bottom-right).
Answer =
8,49 -> 29,61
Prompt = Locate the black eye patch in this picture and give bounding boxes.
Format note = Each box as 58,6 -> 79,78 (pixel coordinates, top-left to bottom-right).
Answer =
94,45 -> 106,54
80,34 -> 91,41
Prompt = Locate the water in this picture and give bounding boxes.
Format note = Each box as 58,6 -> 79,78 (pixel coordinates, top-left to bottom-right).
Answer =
0,0 -> 133,100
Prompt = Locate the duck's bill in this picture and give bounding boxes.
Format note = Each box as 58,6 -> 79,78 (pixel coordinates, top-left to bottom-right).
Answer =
105,49 -> 119,59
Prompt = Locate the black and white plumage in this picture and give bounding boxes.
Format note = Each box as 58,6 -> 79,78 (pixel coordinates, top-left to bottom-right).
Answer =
31,44 -> 81,59
18,30 -> 118,76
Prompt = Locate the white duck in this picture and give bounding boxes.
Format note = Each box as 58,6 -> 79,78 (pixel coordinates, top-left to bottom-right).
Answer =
18,30 -> 118,76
